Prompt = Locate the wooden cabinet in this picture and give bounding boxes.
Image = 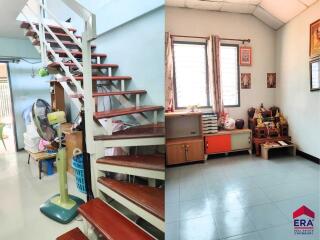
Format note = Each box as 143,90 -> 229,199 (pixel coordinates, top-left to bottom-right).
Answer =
166,143 -> 186,165
50,81 -> 65,111
166,112 -> 204,166
166,138 -> 204,165
62,123 -> 83,175
205,129 -> 252,157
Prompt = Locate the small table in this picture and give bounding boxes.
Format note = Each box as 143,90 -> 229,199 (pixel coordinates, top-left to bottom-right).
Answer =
253,136 -> 291,156
261,143 -> 296,160
27,151 -> 56,179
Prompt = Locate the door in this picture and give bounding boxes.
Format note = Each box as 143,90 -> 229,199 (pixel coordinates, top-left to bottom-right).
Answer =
205,134 -> 231,154
166,143 -> 186,165
0,63 -> 16,153
185,140 -> 204,162
231,131 -> 251,150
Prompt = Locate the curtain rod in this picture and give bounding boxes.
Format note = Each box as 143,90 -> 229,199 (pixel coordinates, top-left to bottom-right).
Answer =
171,34 -> 251,43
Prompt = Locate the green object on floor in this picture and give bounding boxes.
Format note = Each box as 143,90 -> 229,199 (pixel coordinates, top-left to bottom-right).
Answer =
40,139 -> 84,223
40,194 -> 84,224
0,123 -> 6,150
32,99 -> 84,224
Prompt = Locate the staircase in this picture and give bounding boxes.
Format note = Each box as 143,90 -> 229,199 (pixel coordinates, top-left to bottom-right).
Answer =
19,0 -> 165,239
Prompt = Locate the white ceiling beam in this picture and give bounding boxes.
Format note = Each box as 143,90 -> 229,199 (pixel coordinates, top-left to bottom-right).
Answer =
253,5 -> 284,29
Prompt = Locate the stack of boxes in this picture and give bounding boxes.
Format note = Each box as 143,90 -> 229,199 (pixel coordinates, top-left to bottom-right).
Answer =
202,113 -> 218,134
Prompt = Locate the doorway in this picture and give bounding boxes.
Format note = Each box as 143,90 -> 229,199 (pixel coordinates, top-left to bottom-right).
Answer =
0,63 -> 16,153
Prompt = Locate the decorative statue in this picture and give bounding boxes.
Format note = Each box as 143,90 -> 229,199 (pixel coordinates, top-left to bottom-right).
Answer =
256,113 -> 265,128
280,113 -> 287,125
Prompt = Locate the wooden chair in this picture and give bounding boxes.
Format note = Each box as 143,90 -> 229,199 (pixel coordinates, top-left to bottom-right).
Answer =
0,123 -> 7,150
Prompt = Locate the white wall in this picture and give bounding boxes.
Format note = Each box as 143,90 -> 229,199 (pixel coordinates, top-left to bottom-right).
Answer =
276,2 -> 320,158
166,7 -> 276,122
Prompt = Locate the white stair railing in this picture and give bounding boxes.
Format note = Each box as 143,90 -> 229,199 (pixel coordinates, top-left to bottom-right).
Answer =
21,0 -> 97,152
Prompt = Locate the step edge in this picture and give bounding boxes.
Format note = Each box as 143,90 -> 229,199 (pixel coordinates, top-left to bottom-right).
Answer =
97,177 -> 164,221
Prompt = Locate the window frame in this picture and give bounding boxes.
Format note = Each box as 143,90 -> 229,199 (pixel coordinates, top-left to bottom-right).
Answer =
172,41 -> 210,109
220,43 -> 241,108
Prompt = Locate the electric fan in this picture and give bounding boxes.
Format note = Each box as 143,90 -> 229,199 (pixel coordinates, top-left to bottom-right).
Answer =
32,99 -> 84,224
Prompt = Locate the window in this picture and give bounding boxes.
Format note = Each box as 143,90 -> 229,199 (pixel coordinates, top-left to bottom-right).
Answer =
173,42 -> 209,108
220,44 -> 240,107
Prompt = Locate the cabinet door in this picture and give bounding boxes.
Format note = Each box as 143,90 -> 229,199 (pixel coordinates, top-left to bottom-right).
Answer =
205,135 -> 231,154
166,144 -> 186,165
185,140 -> 204,162
231,132 -> 251,150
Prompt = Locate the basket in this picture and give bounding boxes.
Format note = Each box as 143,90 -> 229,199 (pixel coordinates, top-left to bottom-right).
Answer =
71,148 -> 86,194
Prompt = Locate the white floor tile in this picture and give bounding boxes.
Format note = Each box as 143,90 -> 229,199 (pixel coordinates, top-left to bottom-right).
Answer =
180,198 -> 212,220
246,203 -> 289,230
165,221 -> 179,240
179,215 -> 220,240
214,209 -> 256,239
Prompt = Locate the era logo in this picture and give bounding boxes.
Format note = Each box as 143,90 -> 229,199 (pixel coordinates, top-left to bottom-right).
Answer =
293,205 -> 315,235
294,219 -> 314,227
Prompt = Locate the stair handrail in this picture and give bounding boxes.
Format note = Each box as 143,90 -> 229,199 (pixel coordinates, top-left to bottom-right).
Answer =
37,1 -> 83,49
21,8 -> 84,95
60,0 -> 96,41
25,3 -> 84,72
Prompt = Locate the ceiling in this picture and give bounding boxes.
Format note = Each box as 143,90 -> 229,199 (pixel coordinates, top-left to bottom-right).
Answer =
166,0 -> 319,29
0,0 -> 28,38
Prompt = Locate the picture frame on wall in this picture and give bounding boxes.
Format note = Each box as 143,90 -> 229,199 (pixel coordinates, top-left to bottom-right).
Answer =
310,19 -> 320,58
310,58 -> 320,91
267,73 -> 276,88
239,46 -> 252,66
241,73 -> 251,89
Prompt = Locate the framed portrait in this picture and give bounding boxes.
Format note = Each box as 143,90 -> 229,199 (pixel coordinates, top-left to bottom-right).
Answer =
310,58 -> 320,91
310,19 -> 320,58
239,46 -> 252,66
241,73 -> 251,89
267,73 -> 276,88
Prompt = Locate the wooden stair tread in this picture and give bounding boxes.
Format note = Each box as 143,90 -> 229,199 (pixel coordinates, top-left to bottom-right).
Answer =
26,30 -> 82,39
33,39 -> 96,48
48,50 -> 106,58
68,76 -> 132,81
78,198 -> 154,240
69,90 -> 147,98
48,62 -> 118,69
98,177 -> 164,220
96,154 -> 165,171
94,123 -> 165,140
94,106 -> 163,119
56,228 -> 88,240
20,21 -> 76,33
93,90 -> 147,97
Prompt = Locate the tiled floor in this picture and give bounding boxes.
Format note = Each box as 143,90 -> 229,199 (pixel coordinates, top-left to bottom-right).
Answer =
166,153 -> 320,240
0,151 -> 85,240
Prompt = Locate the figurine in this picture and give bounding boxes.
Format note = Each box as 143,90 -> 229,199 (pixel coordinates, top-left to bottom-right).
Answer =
280,113 -> 287,125
256,113 -> 265,128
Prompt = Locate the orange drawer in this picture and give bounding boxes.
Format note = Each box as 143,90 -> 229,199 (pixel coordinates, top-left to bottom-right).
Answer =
205,135 -> 231,154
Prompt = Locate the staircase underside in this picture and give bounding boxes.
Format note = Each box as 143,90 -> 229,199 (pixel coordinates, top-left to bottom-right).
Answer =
47,50 -> 107,59
94,123 -> 165,141
48,62 -> 118,69
20,22 -> 77,33
78,198 -> 154,240
94,106 -> 164,119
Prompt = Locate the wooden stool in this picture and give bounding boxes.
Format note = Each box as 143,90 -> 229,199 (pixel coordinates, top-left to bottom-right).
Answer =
261,143 -> 296,160
27,151 -> 56,179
